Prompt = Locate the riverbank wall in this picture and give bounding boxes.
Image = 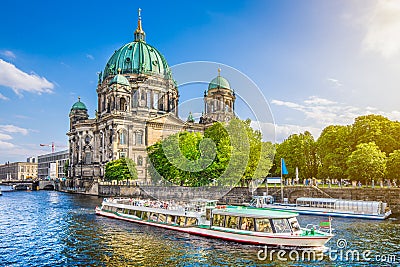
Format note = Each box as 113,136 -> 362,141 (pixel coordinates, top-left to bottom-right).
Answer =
61,183 -> 400,214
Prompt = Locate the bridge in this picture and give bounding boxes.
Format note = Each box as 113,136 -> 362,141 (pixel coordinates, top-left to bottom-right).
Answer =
1,180 -> 56,190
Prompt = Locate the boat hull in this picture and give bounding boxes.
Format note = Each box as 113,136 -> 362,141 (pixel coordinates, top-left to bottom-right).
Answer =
96,208 -> 332,249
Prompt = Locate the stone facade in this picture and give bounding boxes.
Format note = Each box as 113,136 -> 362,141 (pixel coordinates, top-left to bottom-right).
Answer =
67,11 -> 235,183
0,162 -> 38,181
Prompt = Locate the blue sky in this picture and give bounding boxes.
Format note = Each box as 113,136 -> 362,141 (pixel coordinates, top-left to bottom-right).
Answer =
1,0 -> 400,163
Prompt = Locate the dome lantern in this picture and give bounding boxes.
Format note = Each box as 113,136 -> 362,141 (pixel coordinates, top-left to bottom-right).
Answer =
134,8 -> 146,42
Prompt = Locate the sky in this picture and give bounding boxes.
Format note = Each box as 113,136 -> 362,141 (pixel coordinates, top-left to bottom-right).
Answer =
1,0 -> 400,163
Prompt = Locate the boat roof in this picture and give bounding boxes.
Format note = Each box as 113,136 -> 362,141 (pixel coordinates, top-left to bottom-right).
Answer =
212,206 -> 298,219
296,197 -> 382,204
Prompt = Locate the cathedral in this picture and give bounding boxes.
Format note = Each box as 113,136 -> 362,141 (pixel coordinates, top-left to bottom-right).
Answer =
67,10 -> 236,183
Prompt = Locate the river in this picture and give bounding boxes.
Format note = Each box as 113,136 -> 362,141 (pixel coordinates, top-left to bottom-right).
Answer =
0,190 -> 399,266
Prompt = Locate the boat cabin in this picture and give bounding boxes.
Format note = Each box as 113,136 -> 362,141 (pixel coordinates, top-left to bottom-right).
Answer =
101,204 -> 202,227
211,207 -> 301,234
295,197 -> 387,215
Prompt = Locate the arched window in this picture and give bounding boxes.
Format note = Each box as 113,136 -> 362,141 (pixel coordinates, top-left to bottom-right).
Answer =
119,131 -> 126,145
135,131 -> 143,145
147,91 -> 151,108
100,132 -> 103,147
153,92 -> 159,109
132,90 -> 138,108
120,97 -> 127,111
137,155 -> 143,166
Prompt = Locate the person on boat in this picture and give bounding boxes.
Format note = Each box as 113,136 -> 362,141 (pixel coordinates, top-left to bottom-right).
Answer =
241,221 -> 248,230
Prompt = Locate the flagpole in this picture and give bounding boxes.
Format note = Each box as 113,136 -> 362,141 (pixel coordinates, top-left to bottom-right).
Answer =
280,158 -> 284,203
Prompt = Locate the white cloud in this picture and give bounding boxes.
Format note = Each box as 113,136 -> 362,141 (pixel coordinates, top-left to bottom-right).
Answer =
362,0 -> 400,57
86,54 -> 95,60
251,121 -> 322,142
0,92 -> 9,100
327,78 -> 342,87
1,50 -> 16,59
0,59 -> 54,95
304,96 -> 337,106
0,133 -> 12,140
270,96 -> 400,141
0,140 -> 14,150
0,131 -> 14,150
0,124 -> 29,135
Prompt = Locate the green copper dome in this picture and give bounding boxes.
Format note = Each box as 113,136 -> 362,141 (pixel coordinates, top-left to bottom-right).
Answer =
208,75 -> 231,91
71,98 -> 87,111
103,10 -> 172,80
109,74 -> 130,87
103,41 -> 171,79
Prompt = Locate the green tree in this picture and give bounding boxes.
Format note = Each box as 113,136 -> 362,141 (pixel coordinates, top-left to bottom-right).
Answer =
350,114 -> 400,154
147,118 -> 274,187
386,150 -> 400,181
317,125 -> 352,180
105,158 -> 138,181
346,142 -> 386,184
274,131 -> 318,181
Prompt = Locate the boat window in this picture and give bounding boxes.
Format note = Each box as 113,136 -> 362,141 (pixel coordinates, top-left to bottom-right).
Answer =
150,213 -> 159,222
212,214 -> 225,227
128,209 -> 135,215
186,217 -> 198,226
255,218 -> 273,233
206,208 -> 212,221
117,208 -> 123,213
158,214 -> 166,223
225,215 -> 240,229
167,215 -> 176,224
272,219 -> 291,233
111,207 -> 117,212
288,217 -> 301,232
142,211 -> 149,220
104,205 -> 110,210
135,210 -> 142,218
123,209 -> 129,214
241,217 -> 255,231
176,216 -> 186,226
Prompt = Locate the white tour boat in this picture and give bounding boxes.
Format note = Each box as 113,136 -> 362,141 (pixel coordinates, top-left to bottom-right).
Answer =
95,198 -> 333,249
249,195 -> 392,220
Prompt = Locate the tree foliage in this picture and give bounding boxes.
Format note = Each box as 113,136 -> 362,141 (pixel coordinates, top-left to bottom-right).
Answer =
386,150 -> 400,181
105,158 -> 138,181
346,142 -> 386,183
272,114 -> 400,182
147,118 -> 274,187
317,125 -> 352,180
273,131 -> 318,180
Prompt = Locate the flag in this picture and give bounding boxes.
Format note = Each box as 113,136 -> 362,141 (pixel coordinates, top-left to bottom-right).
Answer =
281,158 -> 288,175
319,217 -> 332,229
319,220 -> 331,228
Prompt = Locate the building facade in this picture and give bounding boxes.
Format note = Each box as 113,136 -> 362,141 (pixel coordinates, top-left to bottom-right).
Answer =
0,162 -> 38,181
67,10 -> 235,183
37,150 -> 69,180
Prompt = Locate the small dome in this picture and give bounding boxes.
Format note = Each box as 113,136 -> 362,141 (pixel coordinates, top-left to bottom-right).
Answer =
208,75 -> 231,91
109,74 -> 130,87
71,98 -> 87,111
